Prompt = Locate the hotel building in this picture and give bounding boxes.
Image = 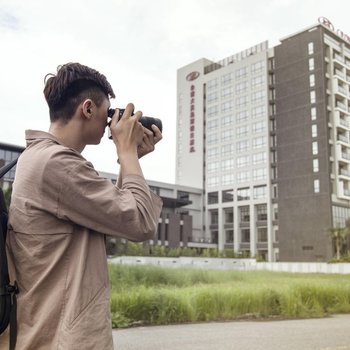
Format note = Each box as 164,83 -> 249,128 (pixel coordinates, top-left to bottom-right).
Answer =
176,18 -> 350,262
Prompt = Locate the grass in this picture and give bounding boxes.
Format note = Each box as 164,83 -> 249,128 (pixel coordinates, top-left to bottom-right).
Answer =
108,264 -> 350,328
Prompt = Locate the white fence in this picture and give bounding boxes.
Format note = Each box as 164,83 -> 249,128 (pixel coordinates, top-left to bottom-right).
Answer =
109,256 -> 350,274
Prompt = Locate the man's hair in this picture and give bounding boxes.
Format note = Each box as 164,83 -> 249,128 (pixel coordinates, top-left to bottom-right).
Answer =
43,63 -> 116,123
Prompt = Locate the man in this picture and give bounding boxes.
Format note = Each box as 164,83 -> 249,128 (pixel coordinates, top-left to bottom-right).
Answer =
0,63 -> 163,349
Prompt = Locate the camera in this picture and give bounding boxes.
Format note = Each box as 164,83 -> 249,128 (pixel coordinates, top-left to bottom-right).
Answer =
107,108 -> 162,139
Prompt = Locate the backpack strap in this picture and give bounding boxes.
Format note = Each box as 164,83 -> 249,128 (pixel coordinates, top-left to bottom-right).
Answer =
0,158 -> 20,350
0,159 -> 18,178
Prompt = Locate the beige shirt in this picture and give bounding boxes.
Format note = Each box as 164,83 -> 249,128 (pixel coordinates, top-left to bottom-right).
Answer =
0,130 -> 162,350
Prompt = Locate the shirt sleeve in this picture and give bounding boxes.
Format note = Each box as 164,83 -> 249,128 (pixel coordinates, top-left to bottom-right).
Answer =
46,150 -> 163,241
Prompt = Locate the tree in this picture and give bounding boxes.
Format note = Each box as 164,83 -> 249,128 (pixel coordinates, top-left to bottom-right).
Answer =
328,226 -> 349,260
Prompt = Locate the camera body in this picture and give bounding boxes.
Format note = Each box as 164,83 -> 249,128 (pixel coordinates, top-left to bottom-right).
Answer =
107,108 -> 162,140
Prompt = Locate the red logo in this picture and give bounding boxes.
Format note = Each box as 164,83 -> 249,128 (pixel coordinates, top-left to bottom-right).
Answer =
318,17 -> 334,31
186,71 -> 200,81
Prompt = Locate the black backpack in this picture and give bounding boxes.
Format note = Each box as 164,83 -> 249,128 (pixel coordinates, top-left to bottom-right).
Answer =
0,158 -> 19,350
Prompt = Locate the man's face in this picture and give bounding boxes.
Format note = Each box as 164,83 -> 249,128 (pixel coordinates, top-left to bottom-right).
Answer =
88,98 -> 111,145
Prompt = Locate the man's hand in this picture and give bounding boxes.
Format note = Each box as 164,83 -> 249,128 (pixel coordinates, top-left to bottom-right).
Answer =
137,125 -> 162,159
110,103 -> 144,161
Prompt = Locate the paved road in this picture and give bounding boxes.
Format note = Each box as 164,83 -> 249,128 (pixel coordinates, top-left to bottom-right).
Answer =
113,314 -> 350,350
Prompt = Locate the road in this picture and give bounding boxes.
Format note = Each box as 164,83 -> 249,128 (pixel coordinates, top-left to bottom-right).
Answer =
113,314 -> 350,350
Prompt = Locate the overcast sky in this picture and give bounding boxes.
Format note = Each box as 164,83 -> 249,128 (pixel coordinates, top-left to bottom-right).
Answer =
0,0 -> 349,183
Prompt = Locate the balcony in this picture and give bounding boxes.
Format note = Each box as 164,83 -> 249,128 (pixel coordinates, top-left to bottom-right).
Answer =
338,134 -> 348,143
342,152 -> 350,161
336,101 -> 348,112
339,118 -> 350,128
336,85 -> 349,98
335,68 -> 346,80
339,169 -> 350,177
334,53 -> 345,64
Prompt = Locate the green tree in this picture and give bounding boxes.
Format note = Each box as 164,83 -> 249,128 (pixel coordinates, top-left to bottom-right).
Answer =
3,186 -> 12,209
328,226 -> 349,260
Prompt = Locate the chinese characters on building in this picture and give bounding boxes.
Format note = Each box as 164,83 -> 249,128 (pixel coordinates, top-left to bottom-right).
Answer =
189,84 -> 195,153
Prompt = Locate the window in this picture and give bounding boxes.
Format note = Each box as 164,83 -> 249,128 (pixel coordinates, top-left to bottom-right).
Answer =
236,140 -> 249,153
207,147 -> 219,159
222,158 -> 235,171
309,58 -> 315,71
236,67 -> 248,79
314,179 -> 320,193
239,206 -> 250,221
256,204 -> 267,220
251,75 -> 264,88
236,110 -> 249,123
222,174 -> 234,185
222,144 -> 235,156
208,191 -> 219,204
237,155 -> 250,168
308,42 -> 314,55
252,105 -> 266,119
207,91 -> 219,103
221,86 -> 234,99
252,121 -> 266,134
208,176 -> 219,187
222,114 -> 234,126
236,95 -> 249,108
311,107 -> 317,120
207,119 -> 219,131
236,81 -> 248,94
237,188 -> 250,201
310,90 -> 316,103
253,168 -> 267,181
309,74 -> 315,87
253,152 -> 267,165
207,78 -> 218,91
241,229 -> 250,242
257,228 -> 268,242
222,189 -> 234,202
222,100 -> 234,113
236,125 -> 249,138
253,185 -> 267,199
251,60 -> 264,74
225,230 -> 234,243
312,124 -> 318,137
221,72 -> 233,86
312,141 -> 318,155
222,129 -> 234,142
224,207 -> 234,224
252,90 -> 265,103
207,105 -> 218,117
313,159 -> 319,172
253,136 -> 266,149
207,161 -> 219,173
207,133 -> 218,145
210,210 -> 219,224
237,170 -> 250,183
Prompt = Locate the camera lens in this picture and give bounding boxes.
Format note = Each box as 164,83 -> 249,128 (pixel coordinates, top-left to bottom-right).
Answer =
107,108 -> 162,139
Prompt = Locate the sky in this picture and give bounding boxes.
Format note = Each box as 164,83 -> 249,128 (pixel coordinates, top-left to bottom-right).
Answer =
0,0 -> 349,184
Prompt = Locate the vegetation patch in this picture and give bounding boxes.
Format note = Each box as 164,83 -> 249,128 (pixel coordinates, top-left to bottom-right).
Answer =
109,264 -> 350,328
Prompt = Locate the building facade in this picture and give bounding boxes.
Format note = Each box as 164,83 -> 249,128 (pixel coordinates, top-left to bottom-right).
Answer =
99,172 -> 204,249
176,18 -> 350,262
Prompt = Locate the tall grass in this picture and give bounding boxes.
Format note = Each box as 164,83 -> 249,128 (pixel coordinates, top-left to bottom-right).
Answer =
108,264 -> 350,328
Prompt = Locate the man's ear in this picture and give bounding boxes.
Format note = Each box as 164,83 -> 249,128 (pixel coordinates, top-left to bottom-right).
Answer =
82,99 -> 94,119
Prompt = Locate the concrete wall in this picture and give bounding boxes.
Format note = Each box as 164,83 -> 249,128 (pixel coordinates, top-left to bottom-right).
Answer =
109,256 -> 350,274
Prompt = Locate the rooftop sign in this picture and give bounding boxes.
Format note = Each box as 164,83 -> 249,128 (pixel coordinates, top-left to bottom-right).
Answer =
318,17 -> 350,44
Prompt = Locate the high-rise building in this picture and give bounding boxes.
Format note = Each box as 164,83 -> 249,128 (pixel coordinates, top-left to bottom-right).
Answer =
176,18 -> 350,262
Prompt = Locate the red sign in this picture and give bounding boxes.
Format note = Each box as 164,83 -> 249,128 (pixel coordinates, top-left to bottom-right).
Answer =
318,17 -> 350,43
186,71 -> 200,81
